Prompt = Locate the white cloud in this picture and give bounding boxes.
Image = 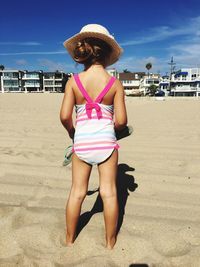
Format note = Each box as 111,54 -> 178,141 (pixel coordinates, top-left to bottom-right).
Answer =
120,16 -> 200,46
168,42 -> 200,69
0,51 -> 66,56
114,55 -> 167,73
0,42 -> 41,46
118,16 -> 200,72
15,59 -> 28,65
38,59 -> 74,71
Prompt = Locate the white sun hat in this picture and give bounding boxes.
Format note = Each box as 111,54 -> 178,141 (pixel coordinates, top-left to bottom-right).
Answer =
63,24 -> 123,66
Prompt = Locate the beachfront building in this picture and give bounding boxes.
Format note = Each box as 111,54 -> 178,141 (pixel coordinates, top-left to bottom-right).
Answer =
159,75 -> 170,95
0,69 -> 73,93
139,73 -> 161,95
0,70 -> 22,93
170,68 -> 200,97
21,71 -> 43,92
43,71 -> 65,92
119,72 -> 145,96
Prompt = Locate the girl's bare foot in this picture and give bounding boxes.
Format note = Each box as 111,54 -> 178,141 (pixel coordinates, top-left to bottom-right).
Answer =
66,233 -> 75,247
106,236 -> 116,249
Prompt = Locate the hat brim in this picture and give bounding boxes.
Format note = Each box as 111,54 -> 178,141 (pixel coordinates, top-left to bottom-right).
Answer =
63,32 -> 123,66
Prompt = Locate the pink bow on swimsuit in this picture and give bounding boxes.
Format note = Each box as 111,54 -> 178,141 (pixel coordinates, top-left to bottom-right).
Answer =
86,102 -> 102,119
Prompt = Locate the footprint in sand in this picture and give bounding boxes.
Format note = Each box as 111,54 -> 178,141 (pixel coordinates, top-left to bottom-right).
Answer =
179,226 -> 200,246
14,224 -> 56,257
12,208 -> 60,229
152,230 -> 191,257
0,213 -> 23,262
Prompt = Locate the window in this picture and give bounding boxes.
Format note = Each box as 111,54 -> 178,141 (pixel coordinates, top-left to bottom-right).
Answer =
45,81 -> 53,85
24,73 -> 40,79
55,73 -> 62,79
55,81 -> 62,85
3,72 -> 18,78
192,74 -> 197,80
25,81 -> 40,86
4,80 -> 19,86
44,74 -> 54,79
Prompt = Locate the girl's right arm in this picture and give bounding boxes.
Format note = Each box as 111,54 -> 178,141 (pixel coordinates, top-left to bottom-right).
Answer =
60,77 -> 75,139
113,79 -> 127,131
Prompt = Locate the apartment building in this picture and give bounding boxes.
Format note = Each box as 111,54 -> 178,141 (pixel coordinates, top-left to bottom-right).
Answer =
159,75 -> 170,94
0,70 -> 71,93
170,68 -> 200,96
119,72 -> 145,95
0,70 -> 22,93
43,71 -> 65,92
21,71 -> 43,92
139,74 -> 161,95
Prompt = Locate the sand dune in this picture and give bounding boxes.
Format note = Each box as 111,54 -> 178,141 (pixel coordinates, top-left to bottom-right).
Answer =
0,94 -> 200,267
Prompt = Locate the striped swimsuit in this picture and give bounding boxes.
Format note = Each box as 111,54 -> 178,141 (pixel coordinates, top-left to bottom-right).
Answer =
72,74 -> 119,165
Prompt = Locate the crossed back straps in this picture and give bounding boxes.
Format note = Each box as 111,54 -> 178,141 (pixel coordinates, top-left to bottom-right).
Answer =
73,74 -> 116,104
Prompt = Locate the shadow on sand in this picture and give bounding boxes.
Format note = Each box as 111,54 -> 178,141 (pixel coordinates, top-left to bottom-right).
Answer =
76,163 -> 138,237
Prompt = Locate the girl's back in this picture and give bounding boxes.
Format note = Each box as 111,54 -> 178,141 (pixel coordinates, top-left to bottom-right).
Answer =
72,66 -> 116,106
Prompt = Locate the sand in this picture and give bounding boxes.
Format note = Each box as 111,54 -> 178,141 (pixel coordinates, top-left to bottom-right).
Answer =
0,93 -> 200,267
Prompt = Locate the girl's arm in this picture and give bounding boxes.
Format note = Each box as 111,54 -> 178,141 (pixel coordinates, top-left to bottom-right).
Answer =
60,77 -> 75,139
114,79 -> 127,131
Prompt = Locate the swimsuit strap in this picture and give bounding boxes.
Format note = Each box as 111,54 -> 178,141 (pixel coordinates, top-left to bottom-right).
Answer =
74,74 -> 93,103
95,77 -> 116,103
74,74 -> 116,104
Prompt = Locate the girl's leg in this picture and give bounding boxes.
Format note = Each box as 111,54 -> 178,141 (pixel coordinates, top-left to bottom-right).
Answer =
98,150 -> 118,249
66,153 -> 92,246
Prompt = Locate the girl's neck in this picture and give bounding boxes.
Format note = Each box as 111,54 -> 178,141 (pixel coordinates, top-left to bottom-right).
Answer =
84,63 -> 105,72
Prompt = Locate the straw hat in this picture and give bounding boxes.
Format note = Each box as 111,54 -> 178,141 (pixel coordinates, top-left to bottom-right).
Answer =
63,24 -> 123,66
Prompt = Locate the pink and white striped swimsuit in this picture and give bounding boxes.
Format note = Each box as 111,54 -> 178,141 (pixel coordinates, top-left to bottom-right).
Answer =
73,74 -> 119,165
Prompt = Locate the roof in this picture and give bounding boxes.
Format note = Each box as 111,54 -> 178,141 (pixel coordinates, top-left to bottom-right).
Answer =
119,72 -> 145,81
174,71 -> 188,77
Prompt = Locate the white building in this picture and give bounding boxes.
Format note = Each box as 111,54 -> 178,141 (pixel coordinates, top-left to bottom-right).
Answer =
139,74 -> 161,95
21,71 -> 43,92
0,70 -> 22,93
119,72 -> 145,96
0,69 -> 71,93
159,75 -> 170,95
43,71 -> 65,92
171,68 -> 200,97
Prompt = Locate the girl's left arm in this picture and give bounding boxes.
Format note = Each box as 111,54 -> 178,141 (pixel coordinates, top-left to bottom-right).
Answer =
60,77 -> 75,139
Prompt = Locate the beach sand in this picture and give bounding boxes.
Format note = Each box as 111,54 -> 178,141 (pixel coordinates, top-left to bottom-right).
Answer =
0,94 -> 200,267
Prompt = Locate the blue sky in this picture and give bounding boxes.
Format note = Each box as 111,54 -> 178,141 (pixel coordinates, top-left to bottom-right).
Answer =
1,0 -> 200,75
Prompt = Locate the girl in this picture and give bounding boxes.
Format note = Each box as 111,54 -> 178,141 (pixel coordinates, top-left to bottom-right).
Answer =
60,24 -> 127,249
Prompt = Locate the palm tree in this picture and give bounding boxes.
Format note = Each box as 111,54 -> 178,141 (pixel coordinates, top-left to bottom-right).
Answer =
145,63 -> 152,77
123,69 -> 130,73
0,65 -> 5,70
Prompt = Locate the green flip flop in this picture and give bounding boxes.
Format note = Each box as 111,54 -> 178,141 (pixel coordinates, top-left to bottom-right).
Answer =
63,145 -> 73,166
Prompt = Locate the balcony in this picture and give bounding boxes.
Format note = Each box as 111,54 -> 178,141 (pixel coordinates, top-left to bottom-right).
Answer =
22,75 -> 40,80
173,86 -> 198,92
3,77 -> 19,80
24,83 -> 40,87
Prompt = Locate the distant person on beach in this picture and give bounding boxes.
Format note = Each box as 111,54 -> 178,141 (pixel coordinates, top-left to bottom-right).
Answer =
60,24 -> 127,249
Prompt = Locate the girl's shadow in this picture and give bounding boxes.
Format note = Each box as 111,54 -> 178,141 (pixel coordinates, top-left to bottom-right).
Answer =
76,163 -> 138,236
